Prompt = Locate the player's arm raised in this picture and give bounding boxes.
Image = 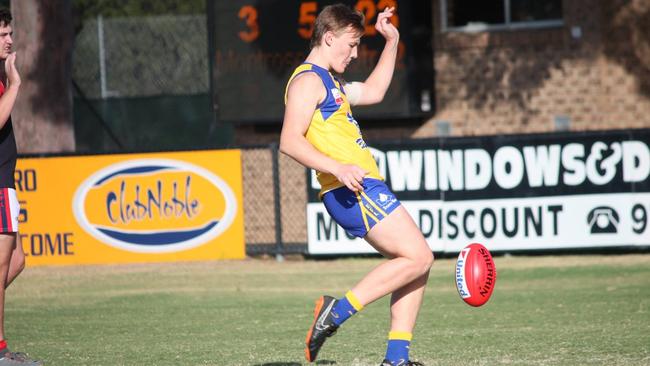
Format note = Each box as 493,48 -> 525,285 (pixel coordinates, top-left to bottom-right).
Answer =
346,7 -> 399,107
280,73 -> 367,192
0,52 -> 20,130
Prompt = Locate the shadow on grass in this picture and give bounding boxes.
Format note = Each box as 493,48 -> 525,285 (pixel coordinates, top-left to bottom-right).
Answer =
253,361 -> 336,366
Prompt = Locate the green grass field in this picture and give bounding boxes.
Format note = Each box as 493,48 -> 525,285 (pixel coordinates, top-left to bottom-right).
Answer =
5,254 -> 650,365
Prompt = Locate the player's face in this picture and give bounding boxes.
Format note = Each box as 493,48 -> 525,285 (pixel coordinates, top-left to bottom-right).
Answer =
329,27 -> 361,74
0,23 -> 13,60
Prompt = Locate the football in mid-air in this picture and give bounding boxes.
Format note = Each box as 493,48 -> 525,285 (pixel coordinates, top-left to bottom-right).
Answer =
455,243 -> 496,307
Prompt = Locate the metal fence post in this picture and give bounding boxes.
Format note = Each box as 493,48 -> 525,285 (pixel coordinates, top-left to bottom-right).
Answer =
270,143 -> 284,262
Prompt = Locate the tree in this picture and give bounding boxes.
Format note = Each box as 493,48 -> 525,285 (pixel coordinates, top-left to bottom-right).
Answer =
11,0 -> 75,153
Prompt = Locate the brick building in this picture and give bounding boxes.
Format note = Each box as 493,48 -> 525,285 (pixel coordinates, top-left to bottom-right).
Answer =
417,0 -> 650,137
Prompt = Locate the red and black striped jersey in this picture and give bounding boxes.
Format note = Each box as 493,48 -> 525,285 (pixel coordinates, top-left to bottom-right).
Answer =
0,80 -> 17,189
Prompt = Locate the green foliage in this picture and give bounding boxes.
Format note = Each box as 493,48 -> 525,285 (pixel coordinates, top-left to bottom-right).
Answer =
6,255 -> 650,365
73,0 -> 205,20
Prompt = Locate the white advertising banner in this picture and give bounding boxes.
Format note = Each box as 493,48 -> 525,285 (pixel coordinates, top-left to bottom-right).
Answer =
308,193 -> 649,254
306,129 -> 650,254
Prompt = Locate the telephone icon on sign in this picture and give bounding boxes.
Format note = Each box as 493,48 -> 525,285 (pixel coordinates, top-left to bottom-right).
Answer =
587,206 -> 619,234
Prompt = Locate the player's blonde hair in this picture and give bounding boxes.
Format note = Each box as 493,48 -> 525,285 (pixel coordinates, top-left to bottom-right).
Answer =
310,4 -> 365,49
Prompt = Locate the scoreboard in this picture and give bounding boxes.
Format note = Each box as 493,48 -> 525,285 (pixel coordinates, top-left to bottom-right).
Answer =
207,0 -> 433,124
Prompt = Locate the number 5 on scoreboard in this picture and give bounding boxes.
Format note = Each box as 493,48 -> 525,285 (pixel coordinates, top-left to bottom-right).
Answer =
298,1 -> 317,39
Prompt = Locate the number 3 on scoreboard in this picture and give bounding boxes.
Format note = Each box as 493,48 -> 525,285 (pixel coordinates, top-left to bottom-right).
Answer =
238,5 -> 259,43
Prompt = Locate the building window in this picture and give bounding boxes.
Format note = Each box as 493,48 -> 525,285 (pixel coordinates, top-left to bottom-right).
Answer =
441,0 -> 563,32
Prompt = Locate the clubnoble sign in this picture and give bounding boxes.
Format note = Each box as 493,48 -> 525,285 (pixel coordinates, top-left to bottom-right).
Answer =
15,150 -> 245,266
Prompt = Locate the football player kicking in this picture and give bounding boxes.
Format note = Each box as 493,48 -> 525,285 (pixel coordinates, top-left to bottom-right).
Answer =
280,4 -> 432,366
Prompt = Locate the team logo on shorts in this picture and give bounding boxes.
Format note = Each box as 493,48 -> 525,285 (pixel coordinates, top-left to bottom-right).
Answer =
376,193 -> 397,210
73,159 -> 237,253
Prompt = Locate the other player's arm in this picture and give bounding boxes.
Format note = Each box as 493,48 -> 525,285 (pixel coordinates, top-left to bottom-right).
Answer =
280,73 -> 367,192
345,7 -> 399,106
0,52 -> 20,130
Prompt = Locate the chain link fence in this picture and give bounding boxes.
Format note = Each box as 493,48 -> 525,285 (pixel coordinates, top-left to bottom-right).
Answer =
73,14 -> 208,99
242,145 -> 308,257
72,11 -> 228,152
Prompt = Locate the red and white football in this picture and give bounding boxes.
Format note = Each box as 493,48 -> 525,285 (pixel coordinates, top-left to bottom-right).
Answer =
455,243 -> 497,307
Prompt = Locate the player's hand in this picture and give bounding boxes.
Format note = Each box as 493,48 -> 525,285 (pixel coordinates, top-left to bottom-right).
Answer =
375,7 -> 399,43
5,52 -> 21,88
334,164 -> 368,192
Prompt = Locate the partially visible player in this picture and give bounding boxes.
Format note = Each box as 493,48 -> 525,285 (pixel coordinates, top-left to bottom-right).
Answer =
0,7 -> 42,366
280,4 -> 432,366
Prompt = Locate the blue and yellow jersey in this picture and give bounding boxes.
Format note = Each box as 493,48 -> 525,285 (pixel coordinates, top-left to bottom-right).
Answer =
285,62 -> 383,196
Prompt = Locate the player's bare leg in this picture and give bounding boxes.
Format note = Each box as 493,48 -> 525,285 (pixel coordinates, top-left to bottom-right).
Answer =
0,233 -> 15,342
305,206 -> 433,363
5,235 -> 24,288
0,234 -> 41,365
357,206 -> 433,365
387,267 -> 429,332
354,206 -> 433,312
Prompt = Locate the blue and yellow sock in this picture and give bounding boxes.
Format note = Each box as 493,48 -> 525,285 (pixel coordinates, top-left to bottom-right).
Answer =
330,290 -> 364,326
384,331 -> 412,365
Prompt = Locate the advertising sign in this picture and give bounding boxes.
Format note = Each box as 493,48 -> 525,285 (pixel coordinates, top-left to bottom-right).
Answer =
15,150 -> 245,266
307,129 -> 650,254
